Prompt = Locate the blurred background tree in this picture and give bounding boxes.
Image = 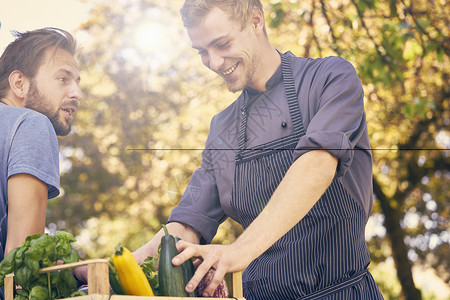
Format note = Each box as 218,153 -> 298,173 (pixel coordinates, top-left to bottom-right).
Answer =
45,0 -> 448,299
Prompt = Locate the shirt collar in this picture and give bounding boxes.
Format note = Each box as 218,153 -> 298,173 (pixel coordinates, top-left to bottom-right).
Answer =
245,52 -> 284,95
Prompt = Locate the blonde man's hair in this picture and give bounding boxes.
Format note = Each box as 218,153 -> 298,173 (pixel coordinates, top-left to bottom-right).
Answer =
180,0 -> 267,36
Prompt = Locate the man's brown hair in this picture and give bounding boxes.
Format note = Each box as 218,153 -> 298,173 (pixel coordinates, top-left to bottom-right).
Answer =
0,27 -> 77,99
180,0 -> 266,34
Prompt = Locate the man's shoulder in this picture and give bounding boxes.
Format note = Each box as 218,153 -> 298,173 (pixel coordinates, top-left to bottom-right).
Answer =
0,104 -> 53,129
285,53 -> 358,85
286,52 -> 352,70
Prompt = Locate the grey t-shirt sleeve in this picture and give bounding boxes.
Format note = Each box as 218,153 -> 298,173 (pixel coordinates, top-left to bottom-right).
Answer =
293,57 -> 366,177
8,114 -> 60,199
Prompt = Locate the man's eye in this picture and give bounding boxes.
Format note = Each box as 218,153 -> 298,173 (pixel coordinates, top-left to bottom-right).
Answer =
58,77 -> 67,83
217,42 -> 229,49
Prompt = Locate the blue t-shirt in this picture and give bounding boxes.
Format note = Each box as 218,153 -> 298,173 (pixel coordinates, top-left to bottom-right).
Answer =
0,103 -> 60,262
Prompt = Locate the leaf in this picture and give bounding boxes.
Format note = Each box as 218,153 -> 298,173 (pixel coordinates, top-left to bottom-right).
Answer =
29,285 -> 49,300
0,247 -> 18,276
61,249 -> 79,264
140,255 -> 159,294
23,233 -> 42,247
14,266 -> 33,289
15,289 -> 28,297
403,39 -> 423,61
269,3 -> 284,28
54,231 -> 76,259
14,246 -> 27,269
24,247 -> 43,267
57,270 -> 78,298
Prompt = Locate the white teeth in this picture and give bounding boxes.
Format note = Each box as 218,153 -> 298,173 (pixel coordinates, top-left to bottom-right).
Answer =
222,64 -> 237,76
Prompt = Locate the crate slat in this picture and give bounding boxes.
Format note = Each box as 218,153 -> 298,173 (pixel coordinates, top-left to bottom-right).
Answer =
5,259 -> 245,299
63,296 -> 245,300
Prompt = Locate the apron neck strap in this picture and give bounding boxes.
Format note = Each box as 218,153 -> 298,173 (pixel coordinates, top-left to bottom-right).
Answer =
238,52 -> 305,150
280,53 -> 305,135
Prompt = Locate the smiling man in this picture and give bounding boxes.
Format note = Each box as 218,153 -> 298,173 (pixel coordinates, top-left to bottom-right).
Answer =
0,27 -> 82,296
132,1 -> 383,299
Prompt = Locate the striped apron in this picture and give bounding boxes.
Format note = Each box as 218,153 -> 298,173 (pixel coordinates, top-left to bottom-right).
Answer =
230,54 -> 383,299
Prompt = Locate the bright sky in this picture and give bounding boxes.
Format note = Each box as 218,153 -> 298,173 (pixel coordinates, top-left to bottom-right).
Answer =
0,0 -> 93,54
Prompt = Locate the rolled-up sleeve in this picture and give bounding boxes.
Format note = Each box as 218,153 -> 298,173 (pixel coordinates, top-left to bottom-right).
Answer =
293,57 -> 366,177
168,124 -> 227,243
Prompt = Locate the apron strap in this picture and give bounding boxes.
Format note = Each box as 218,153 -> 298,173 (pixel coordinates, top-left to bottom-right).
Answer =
297,269 -> 369,300
237,52 -> 305,151
280,53 -> 305,136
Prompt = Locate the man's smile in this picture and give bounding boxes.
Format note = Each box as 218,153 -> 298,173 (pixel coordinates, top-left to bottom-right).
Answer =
221,62 -> 239,76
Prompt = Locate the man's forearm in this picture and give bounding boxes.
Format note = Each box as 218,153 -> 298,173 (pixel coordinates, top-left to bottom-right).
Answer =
133,221 -> 200,262
233,150 -> 338,262
6,174 -> 48,256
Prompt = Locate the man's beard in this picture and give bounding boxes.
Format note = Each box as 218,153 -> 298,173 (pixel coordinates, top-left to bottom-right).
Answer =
24,80 -> 72,136
224,55 -> 258,93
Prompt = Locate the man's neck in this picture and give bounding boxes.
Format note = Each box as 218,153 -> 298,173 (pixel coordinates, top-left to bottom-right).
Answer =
0,96 -> 22,107
249,46 -> 281,92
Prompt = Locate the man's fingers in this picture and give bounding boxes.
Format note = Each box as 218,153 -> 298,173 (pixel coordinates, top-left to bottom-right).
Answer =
193,258 -> 202,269
172,240 -> 200,265
175,239 -> 193,252
202,267 -> 226,297
186,261 -> 212,294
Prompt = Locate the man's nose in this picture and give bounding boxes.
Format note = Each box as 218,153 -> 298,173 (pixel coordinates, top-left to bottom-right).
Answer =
70,83 -> 83,101
208,52 -> 224,72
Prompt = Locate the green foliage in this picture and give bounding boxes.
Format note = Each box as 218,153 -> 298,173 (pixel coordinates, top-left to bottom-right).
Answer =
140,255 -> 160,295
268,1 -> 285,28
0,232 -> 83,299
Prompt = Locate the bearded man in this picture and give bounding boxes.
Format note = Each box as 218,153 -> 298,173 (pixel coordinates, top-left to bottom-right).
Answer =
0,28 -> 82,298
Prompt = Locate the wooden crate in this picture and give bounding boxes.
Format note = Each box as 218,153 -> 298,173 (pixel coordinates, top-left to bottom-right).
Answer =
4,259 -> 245,300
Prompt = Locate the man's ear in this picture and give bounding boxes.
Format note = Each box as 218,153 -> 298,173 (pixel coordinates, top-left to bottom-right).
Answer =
250,7 -> 265,33
8,70 -> 30,100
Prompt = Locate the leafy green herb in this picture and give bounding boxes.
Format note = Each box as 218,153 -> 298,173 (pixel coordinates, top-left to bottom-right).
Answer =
0,232 -> 80,299
0,247 -> 17,285
140,255 -> 159,295
29,285 -> 48,300
70,290 -> 87,297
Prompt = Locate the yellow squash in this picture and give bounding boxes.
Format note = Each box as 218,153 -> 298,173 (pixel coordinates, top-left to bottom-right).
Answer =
112,243 -> 154,296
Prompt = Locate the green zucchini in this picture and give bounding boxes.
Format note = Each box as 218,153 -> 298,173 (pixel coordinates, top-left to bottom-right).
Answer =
175,236 -> 197,297
158,225 -> 188,297
108,258 -> 127,295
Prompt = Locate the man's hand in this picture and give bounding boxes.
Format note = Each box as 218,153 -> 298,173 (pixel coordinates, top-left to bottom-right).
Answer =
133,222 -> 201,263
172,240 -> 251,297
173,150 -> 337,296
73,265 -> 88,283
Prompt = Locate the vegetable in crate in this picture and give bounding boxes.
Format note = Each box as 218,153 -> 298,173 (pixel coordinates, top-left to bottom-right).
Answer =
140,255 -> 159,295
158,225 -> 188,297
108,258 -> 127,295
0,232 -> 83,299
174,236 -> 197,297
197,269 -> 230,298
112,243 -> 154,296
